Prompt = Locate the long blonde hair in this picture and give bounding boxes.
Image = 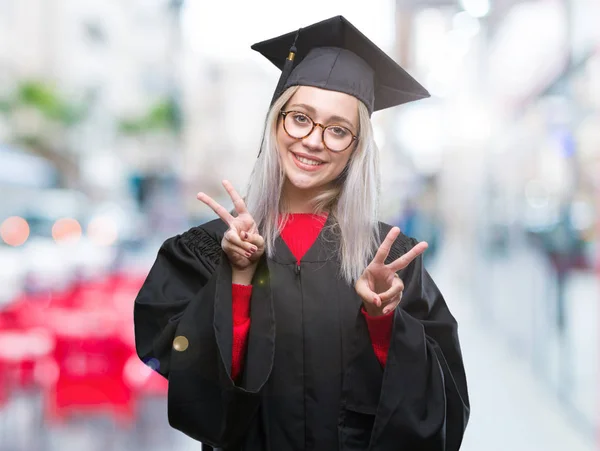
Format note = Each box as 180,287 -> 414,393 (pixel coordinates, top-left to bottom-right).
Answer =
244,86 -> 381,285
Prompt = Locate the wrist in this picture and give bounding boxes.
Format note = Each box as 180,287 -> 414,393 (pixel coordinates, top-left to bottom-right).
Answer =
362,303 -> 382,317
361,303 -> 395,318
232,262 -> 259,285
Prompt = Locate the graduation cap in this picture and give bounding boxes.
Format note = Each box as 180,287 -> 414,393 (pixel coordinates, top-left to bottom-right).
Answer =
251,15 -> 430,115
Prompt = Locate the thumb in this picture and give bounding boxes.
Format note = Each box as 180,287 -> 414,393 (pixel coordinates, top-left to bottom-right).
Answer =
355,279 -> 381,308
378,276 -> 404,303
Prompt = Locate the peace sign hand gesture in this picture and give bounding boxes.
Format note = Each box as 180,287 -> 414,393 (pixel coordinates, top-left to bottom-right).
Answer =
197,180 -> 265,271
355,227 -> 428,317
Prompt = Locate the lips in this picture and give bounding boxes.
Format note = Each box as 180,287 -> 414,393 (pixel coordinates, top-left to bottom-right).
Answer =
291,152 -> 325,164
290,151 -> 326,172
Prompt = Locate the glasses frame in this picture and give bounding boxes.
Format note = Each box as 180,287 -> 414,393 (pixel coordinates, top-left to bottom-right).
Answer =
280,110 -> 359,152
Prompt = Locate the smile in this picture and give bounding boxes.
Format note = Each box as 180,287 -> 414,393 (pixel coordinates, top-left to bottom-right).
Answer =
291,152 -> 326,169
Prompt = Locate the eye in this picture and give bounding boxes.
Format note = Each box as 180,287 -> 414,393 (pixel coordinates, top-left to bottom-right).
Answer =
292,113 -> 310,124
328,126 -> 349,137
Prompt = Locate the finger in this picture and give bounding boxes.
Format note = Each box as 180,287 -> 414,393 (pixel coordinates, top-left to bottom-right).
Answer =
197,192 -> 235,225
222,180 -> 249,216
372,227 -> 401,265
378,275 -> 404,303
382,295 -> 402,315
242,232 -> 265,249
387,241 -> 429,273
224,242 -> 254,260
355,280 -> 382,308
225,229 -> 256,253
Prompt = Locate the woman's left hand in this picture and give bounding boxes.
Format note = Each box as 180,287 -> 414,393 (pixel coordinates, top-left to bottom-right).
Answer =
355,227 -> 428,317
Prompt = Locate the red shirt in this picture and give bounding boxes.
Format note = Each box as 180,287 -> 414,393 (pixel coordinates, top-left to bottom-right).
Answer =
231,213 -> 393,381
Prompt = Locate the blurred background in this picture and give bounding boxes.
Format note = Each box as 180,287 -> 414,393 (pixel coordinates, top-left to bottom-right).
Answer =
0,0 -> 598,449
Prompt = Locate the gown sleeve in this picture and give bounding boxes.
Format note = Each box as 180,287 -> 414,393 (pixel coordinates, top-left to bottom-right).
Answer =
339,234 -> 470,451
133,223 -> 274,449
360,308 -> 394,367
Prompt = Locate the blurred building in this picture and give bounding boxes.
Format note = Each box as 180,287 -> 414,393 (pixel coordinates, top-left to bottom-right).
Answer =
180,57 -> 276,215
391,0 -> 600,439
0,0 -> 184,201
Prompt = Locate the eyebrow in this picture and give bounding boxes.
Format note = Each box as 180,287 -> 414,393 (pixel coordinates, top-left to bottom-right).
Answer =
288,103 -> 356,130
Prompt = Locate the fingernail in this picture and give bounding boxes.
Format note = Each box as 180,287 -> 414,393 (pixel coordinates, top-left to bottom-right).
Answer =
245,252 -> 252,258
242,232 -> 248,239
250,245 -> 257,252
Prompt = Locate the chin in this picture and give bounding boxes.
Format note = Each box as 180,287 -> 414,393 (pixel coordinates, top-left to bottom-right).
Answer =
286,172 -> 320,190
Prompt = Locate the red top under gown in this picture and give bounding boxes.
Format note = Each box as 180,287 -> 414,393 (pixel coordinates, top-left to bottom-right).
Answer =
230,213 -> 394,380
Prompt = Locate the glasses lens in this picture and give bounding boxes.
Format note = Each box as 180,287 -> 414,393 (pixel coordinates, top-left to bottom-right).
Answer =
283,112 -> 354,151
284,112 -> 313,139
324,126 -> 353,152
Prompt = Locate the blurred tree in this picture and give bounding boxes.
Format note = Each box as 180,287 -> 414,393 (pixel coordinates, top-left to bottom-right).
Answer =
17,82 -> 84,125
118,98 -> 181,135
117,97 -> 183,217
0,80 -> 89,188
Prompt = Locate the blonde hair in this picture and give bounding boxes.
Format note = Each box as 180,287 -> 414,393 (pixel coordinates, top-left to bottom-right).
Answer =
244,86 -> 381,285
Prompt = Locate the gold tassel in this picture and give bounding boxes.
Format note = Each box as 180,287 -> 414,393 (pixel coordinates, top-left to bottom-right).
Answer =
270,28 -> 301,106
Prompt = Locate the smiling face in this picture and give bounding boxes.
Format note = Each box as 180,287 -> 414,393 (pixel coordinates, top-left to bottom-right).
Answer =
276,86 -> 359,210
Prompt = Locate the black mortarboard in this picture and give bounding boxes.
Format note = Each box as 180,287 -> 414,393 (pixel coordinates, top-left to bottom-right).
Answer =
251,15 -> 430,115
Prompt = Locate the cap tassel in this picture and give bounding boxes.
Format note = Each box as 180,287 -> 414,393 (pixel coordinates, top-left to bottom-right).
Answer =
270,28 -> 301,106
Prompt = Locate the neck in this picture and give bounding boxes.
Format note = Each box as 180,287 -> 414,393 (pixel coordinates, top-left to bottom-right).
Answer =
281,179 -> 325,214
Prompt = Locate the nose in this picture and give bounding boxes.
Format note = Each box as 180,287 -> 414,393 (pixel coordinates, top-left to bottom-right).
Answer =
302,124 -> 325,151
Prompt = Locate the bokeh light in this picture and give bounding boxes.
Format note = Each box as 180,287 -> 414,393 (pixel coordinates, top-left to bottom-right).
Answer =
87,216 -> 119,246
52,218 -> 82,243
0,216 -> 30,246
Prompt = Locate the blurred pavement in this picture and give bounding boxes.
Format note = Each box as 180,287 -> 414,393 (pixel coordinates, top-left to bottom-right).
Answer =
429,238 -> 596,451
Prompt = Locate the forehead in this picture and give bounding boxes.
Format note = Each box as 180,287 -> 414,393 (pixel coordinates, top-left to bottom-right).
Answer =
287,86 -> 359,122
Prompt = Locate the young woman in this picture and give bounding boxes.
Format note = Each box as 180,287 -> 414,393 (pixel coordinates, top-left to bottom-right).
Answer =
134,16 -> 469,451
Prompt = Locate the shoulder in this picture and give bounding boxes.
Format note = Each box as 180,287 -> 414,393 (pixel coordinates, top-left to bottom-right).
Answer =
377,221 -> 418,263
180,218 -> 228,243
165,218 -> 228,263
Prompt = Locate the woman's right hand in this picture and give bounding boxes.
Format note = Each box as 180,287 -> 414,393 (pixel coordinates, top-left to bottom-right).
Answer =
197,180 -> 265,271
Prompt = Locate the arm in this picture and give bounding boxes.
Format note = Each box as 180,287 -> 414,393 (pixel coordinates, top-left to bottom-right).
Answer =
231,283 -> 252,381
360,308 -> 394,367
134,223 -> 274,449
341,235 -> 470,451
230,263 -> 258,381
377,259 -> 469,450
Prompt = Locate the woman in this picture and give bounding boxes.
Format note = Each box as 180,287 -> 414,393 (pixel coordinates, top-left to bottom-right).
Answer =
134,15 -> 469,451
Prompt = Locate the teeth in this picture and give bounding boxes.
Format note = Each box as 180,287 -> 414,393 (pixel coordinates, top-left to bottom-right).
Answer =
296,155 -> 323,166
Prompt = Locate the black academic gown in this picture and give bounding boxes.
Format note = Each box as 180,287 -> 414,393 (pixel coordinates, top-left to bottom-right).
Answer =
133,214 -> 470,451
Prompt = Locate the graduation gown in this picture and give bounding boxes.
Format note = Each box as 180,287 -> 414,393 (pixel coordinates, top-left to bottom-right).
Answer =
133,214 -> 470,450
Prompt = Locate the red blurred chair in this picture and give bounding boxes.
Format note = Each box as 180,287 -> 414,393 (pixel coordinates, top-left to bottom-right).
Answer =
0,327 -> 55,392
43,310 -> 136,427
1,271 -> 149,429
0,360 -> 8,408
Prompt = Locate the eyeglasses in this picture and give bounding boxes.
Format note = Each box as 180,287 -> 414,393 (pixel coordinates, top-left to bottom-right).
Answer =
280,110 -> 358,152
